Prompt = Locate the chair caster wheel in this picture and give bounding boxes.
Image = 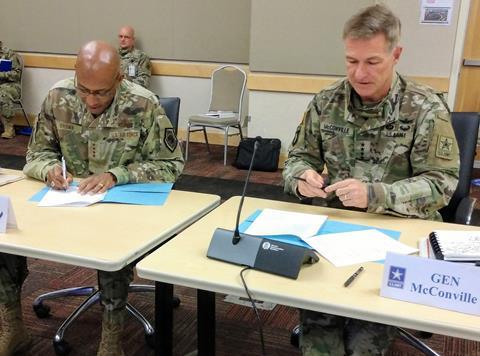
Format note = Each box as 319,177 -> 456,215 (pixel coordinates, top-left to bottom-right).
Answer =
290,324 -> 301,348
33,303 -> 51,318
53,340 -> 71,355
145,332 -> 155,349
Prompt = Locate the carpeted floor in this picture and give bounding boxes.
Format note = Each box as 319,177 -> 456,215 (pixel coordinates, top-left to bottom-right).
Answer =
2,152 -> 480,355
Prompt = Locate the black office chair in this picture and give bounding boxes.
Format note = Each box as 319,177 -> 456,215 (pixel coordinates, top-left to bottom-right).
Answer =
438,112 -> 479,224
158,97 -> 180,134
290,112 -> 480,355
32,97 -> 182,355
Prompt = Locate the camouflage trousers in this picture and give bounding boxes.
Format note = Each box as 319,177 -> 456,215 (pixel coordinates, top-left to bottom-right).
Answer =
0,253 -> 133,313
300,310 -> 397,356
0,83 -> 21,120
0,253 -> 28,304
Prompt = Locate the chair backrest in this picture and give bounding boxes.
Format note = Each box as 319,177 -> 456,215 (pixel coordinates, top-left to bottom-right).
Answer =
439,112 -> 480,222
208,65 -> 246,120
159,97 -> 181,134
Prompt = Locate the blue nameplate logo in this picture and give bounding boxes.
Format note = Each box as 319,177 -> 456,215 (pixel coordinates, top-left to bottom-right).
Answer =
381,252 -> 480,316
387,266 -> 406,289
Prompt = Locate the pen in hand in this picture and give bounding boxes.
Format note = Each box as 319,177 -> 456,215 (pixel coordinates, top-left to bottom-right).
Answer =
61,156 -> 68,190
343,266 -> 364,287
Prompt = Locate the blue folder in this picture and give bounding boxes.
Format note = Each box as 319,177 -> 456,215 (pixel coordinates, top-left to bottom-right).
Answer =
0,60 -> 12,72
238,209 -> 401,250
29,182 -> 173,206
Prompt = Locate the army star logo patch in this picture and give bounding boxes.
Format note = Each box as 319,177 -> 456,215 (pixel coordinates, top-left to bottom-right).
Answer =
164,128 -> 178,152
436,135 -> 454,159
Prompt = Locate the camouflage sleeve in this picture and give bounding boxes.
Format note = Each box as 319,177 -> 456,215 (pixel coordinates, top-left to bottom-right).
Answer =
23,91 -> 62,181
133,53 -> 151,88
0,51 -> 21,83
367,102 -> 459,219
282,98 -> 325,197
107,103 -> 184,184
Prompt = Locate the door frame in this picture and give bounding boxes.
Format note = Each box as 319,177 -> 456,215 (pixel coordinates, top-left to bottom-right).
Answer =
448,0 -> 472,109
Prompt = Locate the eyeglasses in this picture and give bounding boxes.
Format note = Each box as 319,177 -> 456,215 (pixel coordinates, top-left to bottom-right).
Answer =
74,76 -> 118,99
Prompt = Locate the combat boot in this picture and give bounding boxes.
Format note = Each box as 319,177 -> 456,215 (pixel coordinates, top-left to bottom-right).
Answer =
1,122 -> 15,139
0,301 -> 31,355
97,309 -> 125,356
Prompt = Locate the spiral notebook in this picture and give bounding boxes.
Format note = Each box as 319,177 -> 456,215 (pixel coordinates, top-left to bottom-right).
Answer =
429,230 -> 480,262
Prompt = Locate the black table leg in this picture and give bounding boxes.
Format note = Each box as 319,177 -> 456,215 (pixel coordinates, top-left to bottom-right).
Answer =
197,289 -> 215,356
155,281 -> 173,356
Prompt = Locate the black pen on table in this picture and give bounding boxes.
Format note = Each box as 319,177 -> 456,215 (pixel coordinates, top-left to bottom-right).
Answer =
343,266 -> 364,287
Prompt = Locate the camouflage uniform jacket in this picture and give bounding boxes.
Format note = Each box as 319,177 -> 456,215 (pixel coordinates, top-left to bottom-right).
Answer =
24,78 -> 184,184
283,74 -> 459,221
119,48 -> 151,88
0,43 -> 21,102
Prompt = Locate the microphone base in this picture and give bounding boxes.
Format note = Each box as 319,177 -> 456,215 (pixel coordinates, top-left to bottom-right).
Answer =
207,228 -> 319,279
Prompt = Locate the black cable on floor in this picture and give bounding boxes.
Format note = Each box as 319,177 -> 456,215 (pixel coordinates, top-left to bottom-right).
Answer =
240,266 -> 266,356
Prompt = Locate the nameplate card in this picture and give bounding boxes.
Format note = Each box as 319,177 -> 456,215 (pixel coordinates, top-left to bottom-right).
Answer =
0,196 -> 18,233
380,252 -> 480,316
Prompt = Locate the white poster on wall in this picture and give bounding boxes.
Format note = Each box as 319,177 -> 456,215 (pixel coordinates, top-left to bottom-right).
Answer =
420,0 -> 454,25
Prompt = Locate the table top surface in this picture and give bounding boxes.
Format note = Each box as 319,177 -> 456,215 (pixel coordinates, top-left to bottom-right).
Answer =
0,169 -> 220,271
136,196 -> 480,341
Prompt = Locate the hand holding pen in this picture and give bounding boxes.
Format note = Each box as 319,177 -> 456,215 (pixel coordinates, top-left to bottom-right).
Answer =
293,169 -> 328,198
46,156 -> 73,190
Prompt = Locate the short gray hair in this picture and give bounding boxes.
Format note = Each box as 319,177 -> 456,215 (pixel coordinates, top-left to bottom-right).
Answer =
343,4 -> 401,52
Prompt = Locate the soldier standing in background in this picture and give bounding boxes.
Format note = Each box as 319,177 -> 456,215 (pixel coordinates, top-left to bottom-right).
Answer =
118,26 -> 152,88
0,41 -> 22,139
283,4 -> 459,355
0,40 -> 183,355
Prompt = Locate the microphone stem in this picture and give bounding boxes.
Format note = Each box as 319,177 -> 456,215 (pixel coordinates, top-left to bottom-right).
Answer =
233,141 -> 259,244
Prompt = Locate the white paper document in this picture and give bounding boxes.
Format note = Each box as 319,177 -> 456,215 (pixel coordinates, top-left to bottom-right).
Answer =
0,196 -> 18,233
38,186 -> 106,207
204,111 -> 235,119
0,171 -> 24,186
303,229 -> 418,267
244,208 -> 327,240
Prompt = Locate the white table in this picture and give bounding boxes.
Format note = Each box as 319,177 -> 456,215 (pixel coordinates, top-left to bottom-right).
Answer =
136,196 -> 480,356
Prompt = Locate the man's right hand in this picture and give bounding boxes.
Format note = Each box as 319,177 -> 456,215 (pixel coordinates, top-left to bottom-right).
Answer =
296,169 -> 328,198
46,165 -> 72,190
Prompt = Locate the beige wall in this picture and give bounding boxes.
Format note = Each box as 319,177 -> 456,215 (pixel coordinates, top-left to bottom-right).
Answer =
13,1 -> 469,162
1,0 -> 251,64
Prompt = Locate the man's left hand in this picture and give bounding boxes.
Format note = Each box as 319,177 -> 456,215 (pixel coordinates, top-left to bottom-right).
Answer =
324,178 -> 368,208
78,172 -> 116,195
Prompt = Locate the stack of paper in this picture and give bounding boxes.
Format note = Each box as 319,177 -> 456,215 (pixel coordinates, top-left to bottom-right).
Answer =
244,208 -> 328,241
0,170 -> 24,186
303,229 -> 418,267
38,186 -> 105,207
204,111 -> 236,119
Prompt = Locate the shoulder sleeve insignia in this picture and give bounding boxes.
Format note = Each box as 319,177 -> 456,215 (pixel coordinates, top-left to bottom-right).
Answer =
164,127 -> 178,153
435,135 -> 454,160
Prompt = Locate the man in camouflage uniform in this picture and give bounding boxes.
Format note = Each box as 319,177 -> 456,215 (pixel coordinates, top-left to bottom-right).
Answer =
0,41 -> 22,139
0,40 -> 183,356
118,26 -> 152,88
283,4 -> 459,356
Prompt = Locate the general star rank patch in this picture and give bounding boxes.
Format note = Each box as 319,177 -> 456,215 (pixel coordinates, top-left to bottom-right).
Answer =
436,135 -> 454,159
164,128 -> 178,152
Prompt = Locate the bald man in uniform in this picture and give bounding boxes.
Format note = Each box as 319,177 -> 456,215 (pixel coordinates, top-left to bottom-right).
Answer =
0,41 -> 183,355
118,26 -> 151,88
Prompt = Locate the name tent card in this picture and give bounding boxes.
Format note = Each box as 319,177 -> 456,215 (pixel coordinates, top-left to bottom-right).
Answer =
381,252 -> 480,316
0,196 -> 18,233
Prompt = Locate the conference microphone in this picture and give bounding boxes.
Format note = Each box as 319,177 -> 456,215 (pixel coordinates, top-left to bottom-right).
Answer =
207,137 -> 319,279
232,139 -> 260,244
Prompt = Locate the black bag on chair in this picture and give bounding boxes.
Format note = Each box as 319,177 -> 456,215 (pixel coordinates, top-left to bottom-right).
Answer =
233,136 -> 281,172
